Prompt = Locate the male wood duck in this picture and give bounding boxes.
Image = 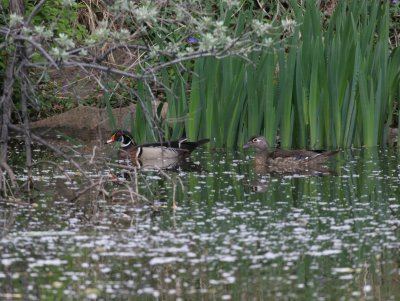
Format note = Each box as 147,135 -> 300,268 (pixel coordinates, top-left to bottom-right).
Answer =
107,129 -> 210,161
244,136 -> 339,168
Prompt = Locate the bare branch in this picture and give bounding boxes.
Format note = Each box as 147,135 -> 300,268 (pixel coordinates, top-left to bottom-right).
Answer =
8,124 -> 94,185
69,179 -> 105,202
93,44 -> 150,63
16,35 -> 59,69
32,160 -> 72,182
111,188 -> 150,203
0,161 -> 18,188
63,61 -> 144,79
0,50 -> 17,161
19,59 -> 33,192
25,0 -> 48,26
146,51 -> 213,74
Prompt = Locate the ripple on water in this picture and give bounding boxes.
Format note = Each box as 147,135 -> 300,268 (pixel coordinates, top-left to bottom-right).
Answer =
1,148 -> 400,300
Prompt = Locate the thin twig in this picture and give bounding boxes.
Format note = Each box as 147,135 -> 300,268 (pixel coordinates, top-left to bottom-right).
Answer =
31,160 -> 72,182
146,50 -> 213,74
0,161 -> 17,189
172,180 -> 177,210
0,50 -> 17,159
25,0 -> 48,26
19,57 -> 33,193
69,180 -> 104,202
8,124 -> 94,185
111,188 -> 150,203
0,198 -> 31,207
15,36 -> 59,69
63,61 -> 144,79
93,44 -> 150,63
90,146 -> 97,164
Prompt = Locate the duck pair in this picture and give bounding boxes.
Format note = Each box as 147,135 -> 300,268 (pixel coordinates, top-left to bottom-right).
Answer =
107,130 -> 338,166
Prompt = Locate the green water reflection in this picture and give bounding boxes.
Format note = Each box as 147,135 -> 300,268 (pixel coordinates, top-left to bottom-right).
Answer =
0,148 -> 399,300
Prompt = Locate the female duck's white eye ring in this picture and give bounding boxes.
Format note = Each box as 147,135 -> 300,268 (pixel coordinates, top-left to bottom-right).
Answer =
252,138 -> 258,143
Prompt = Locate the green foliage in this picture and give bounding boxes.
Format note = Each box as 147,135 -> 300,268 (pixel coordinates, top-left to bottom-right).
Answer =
167,0 -> 399,148
2,0 -> 399,148
25,0 -> 87,41
0,0 -> 89,122
0,0 -> 87,41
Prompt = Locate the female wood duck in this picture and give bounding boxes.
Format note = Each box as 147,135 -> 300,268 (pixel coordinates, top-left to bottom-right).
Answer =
244,136 -> 338,168
107,129 -> 210,161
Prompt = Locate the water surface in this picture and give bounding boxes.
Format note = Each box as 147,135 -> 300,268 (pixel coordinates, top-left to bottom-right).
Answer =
1,147 -> 399,300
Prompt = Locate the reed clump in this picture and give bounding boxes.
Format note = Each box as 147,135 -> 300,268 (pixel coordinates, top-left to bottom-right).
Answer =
163,0 -> 400,148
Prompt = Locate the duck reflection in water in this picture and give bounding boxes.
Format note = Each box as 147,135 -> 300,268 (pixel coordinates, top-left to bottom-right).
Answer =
244,136 -> 339,191
130,156 -> 206,173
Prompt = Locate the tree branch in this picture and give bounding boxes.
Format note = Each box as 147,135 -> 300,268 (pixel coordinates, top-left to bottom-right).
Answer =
25,0 -> 48,26
8,124 -> 94,185
93,44 -> 150,63
63,61 -> 144,79
0,161 -> 17,189
15,35 -> 59,69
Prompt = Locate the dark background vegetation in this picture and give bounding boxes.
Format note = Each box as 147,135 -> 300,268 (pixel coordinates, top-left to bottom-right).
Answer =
1,0 -> 398,121
1,0 -> 400,194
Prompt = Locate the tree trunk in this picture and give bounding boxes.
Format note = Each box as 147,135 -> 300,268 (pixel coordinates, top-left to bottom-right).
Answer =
20,63 -> 33,191
0,52 -> 16,163
0,0 -> 25,190
10,0 -> 25,16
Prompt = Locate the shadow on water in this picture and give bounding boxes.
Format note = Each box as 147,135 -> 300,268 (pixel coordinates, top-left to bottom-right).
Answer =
1,145 -> 400,300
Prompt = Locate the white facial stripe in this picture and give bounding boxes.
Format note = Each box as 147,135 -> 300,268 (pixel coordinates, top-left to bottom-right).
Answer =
178,138 -> 188,148
120,136 -> 132,148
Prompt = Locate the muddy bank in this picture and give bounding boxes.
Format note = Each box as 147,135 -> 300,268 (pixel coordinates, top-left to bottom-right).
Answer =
26,105 -> 136,151
26,101 -> 169,152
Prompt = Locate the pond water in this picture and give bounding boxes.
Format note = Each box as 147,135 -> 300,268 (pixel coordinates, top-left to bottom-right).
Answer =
1,145 -> 400,300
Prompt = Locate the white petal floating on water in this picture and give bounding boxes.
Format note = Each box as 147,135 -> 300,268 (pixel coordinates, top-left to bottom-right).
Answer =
149,257 -> 179,265
29,259 -> 67,268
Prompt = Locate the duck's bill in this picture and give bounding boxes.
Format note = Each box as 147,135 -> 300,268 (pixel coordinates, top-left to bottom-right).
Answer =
107,133 -> 116,144
243,143 -> 250,149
